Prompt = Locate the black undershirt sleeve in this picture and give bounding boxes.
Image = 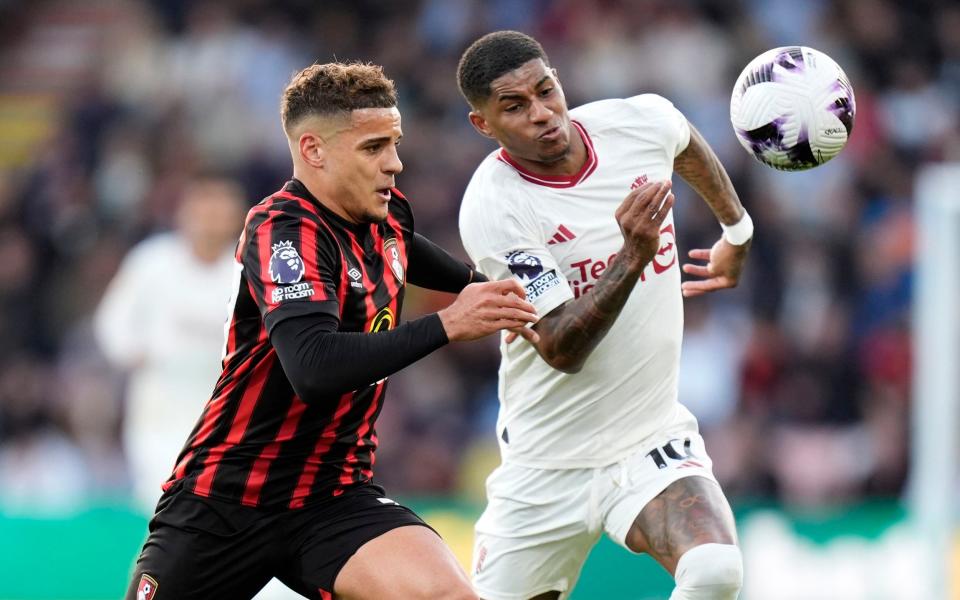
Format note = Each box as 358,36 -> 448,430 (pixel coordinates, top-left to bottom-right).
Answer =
407,232 -> 487,293
271,312 -> 449,402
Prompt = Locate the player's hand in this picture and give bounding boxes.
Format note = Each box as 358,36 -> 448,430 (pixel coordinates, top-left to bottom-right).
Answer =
615,181 -> 675,271
438,279 -> 539,342
681,236 -> 750,297
504,325 -> 540,345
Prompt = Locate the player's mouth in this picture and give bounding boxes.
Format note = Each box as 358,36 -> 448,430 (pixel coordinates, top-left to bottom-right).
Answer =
538,126 -> 562,142
375,188 -> 392,201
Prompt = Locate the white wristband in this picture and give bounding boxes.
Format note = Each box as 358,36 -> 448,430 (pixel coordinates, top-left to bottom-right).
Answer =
721,210 -> 754,246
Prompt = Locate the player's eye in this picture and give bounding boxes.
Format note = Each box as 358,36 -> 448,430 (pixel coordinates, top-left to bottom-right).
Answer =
540,88 -> 553,97
504,104 -> 522,113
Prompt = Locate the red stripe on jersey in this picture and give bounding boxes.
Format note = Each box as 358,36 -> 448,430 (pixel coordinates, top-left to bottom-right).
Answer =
241,396 -> 308,506
257,217 -> 277,307
193,352 -> 275,497
311,211 -> 349,314
239,196 -> 281,261
319,589 -> 333,600
298,217 -> 329,302
289,391 -> 355,509
163,449 -> 195,491
190,348 -> 261,448
338,381 -> 386,488
345,229 -> 379,329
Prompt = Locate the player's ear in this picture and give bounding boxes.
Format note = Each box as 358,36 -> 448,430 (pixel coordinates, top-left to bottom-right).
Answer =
299,132 -> 325,169
468,111 -> 496,140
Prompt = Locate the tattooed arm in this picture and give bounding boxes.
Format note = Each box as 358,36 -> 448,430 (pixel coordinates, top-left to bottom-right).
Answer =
673,122 -> 752,298
527,181 -> 675,373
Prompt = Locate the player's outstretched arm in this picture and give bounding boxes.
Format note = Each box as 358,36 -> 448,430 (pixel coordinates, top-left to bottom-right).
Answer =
271,280 -> 538,401
524,181 -> 674,374
407,233 -> 487,293
673,122 -> 752,298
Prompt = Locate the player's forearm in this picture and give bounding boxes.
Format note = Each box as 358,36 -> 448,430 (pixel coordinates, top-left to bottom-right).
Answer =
674,123 -> 745,226
407,233 -> 487,293
533,252 -> 644,373
272,313 -> 449,401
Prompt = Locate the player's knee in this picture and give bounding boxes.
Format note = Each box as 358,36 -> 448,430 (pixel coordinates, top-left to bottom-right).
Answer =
672,543 -> 743,599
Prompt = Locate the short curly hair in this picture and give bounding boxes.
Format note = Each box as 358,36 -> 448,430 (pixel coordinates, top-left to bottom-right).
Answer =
281,62 -> 397,134
457,31 -> 549,107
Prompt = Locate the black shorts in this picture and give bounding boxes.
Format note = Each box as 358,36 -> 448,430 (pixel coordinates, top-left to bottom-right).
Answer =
126,482 -> 432,600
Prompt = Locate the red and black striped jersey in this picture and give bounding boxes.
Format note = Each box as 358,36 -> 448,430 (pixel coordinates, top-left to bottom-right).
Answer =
164,179 -> 413,509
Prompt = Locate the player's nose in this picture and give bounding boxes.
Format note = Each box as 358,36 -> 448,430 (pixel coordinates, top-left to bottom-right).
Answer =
383,144 -> 403,174
528,98 -> 553,123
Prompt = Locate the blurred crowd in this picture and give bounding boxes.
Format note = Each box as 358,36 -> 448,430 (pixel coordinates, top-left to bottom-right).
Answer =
0,0 -> 955,513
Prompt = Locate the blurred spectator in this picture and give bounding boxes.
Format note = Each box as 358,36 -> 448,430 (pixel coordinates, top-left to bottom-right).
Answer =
93,176 -> 244,511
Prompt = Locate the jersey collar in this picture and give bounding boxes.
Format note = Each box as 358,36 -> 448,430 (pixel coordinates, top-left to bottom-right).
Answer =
496,120 -> 598,188
283,179 -> 371,236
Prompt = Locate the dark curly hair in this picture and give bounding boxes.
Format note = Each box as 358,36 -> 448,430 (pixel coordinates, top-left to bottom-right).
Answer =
281,62 -> 397,134
457,31 -> 549,107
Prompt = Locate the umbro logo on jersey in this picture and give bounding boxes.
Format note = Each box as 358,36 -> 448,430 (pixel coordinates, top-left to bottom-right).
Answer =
547,225 -> 577,245
347,267 -> 364,289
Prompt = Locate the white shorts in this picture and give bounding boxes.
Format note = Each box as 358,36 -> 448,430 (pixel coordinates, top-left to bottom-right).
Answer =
471,427 -> 717,600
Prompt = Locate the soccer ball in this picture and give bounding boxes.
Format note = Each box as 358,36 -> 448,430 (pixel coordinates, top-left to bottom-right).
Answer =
730,46 -> 855,171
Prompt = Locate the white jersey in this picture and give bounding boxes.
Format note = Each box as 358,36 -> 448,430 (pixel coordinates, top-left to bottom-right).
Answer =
460,94 -> 698,469
94,233 -> 235,509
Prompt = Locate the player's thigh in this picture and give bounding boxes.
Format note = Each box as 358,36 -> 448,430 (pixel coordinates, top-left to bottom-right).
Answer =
282,485 -> 466,600
601,430 -> 737,574
126,493 -> 276,599
625,475 -> 737,574
473,464 -> 596,600
333,524 -> 475,600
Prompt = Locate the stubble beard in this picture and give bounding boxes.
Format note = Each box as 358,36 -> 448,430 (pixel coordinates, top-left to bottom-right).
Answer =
537,140 -> 572,164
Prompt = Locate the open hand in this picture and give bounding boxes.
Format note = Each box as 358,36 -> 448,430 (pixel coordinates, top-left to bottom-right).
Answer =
681,237 -> 750,298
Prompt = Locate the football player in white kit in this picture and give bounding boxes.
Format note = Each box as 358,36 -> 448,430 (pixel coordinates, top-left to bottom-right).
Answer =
457,32 -> 754,600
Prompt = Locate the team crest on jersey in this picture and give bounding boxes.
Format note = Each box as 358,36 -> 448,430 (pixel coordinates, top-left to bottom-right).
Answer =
137,574 -> 158,600
269,240 -> 304,284
383,238 -> 404,283
652,223 -> 677,274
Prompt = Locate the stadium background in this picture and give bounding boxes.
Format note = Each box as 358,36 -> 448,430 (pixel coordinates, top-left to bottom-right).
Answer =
0,0 -> 956,598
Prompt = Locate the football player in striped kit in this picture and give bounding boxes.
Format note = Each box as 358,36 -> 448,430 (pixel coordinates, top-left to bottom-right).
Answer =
126,61 -> 538,600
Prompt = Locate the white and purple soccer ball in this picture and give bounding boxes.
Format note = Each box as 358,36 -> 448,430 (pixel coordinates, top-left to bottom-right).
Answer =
730,46 -> 855,171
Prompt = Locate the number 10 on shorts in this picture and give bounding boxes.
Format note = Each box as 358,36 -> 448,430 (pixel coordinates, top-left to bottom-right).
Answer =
646,437 -> 703,470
